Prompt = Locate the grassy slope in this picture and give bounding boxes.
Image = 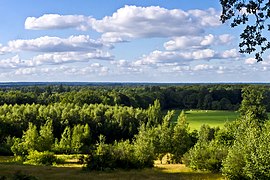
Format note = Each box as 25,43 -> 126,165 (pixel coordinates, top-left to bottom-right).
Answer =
0,158 -> 224,180
172,110 -> 239,130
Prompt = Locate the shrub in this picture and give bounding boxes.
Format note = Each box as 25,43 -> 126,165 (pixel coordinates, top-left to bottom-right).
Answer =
85,135 -> 155,171
183,125 -> 228,172
24,151 -> 61,166
11,138 -> 27,156
86,137 -> 115,171
133,125 -> 155,168
222,119 -> 270,179
183,140 -> 228,172
112,140 -> 139,169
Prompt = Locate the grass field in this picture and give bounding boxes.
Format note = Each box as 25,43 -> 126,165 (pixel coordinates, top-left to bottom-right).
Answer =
0,156 -> 224,180
172,110 -> 239,130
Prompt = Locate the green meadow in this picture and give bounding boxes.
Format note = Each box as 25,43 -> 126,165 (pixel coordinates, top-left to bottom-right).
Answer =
172,110 -> 239,130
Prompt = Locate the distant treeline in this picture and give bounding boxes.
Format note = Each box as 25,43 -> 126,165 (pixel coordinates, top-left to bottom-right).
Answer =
0,84 -> 269,111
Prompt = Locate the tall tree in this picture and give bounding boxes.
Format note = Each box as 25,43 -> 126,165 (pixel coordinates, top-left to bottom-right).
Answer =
239,86 -> 268,123
156,110 -> 174,163
71,124 -> 90,153
11,123 -> 39,156
171,111 -> 192,163
22,123 -> 39,151
147,99 -> 162,127
222,86 -> 270,178
58,126 -> 72,154
38,118 -> 54,151
133,124 -> 156,167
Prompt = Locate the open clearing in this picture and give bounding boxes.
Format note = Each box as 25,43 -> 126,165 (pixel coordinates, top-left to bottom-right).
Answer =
172,110 -> 239,130
0,156 -> 223,180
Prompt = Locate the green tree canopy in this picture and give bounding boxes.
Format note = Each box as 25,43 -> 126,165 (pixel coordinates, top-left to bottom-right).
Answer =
238,86 -> 268,123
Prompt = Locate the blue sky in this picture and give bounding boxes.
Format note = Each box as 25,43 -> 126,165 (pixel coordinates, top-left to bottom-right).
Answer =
0,0 -> 268,82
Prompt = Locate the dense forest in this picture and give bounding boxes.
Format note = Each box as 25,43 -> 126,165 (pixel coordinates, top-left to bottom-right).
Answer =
0,84 -> 270,179
0,84 -> 247,109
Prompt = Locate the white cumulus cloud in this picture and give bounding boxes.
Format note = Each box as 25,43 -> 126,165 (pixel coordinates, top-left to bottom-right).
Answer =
25,6 -> 221,42
15,67 -> 37,75
133,50 -> 183,66
93,6 -> 220,42
245,58 -> 257,64
164,34 -> 234,51
164,35 -> 213,50
219,49 -> 241,59
25,14 -> 94,31
187,8 -> 221,27
0,55 -> 30,68
192,49 -> 215,60
12,63 -> 110,77
193,64 -> 214,71
0,44 -> 12,55
218,34 -> 234,44
31,51 -> 113,66
133,49 -> 218,66
8,35 -> 106,53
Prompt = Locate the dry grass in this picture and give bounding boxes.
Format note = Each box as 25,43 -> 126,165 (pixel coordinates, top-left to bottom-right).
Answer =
0,156 -> 224,180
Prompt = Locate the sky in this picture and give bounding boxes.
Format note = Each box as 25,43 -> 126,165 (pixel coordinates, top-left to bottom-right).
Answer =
0,0 -> 269,82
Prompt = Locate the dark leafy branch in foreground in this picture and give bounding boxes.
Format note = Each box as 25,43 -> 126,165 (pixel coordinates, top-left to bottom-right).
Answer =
220,0 -> 270,61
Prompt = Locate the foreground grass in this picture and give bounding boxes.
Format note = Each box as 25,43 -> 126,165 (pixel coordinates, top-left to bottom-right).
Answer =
0,156 -> 223,180
172,110 -> 239,130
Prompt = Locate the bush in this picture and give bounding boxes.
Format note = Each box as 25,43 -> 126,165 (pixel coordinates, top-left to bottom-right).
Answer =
11,138 -> 28,156
183,141 -> 228,172
24,151 -> 61,166
112,140 -> 139,169
85,135 -> 154,171
86,140 -> 115,171
133,125 -> 155,168
222,119 -> 270,179
183,125 -> 228,172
